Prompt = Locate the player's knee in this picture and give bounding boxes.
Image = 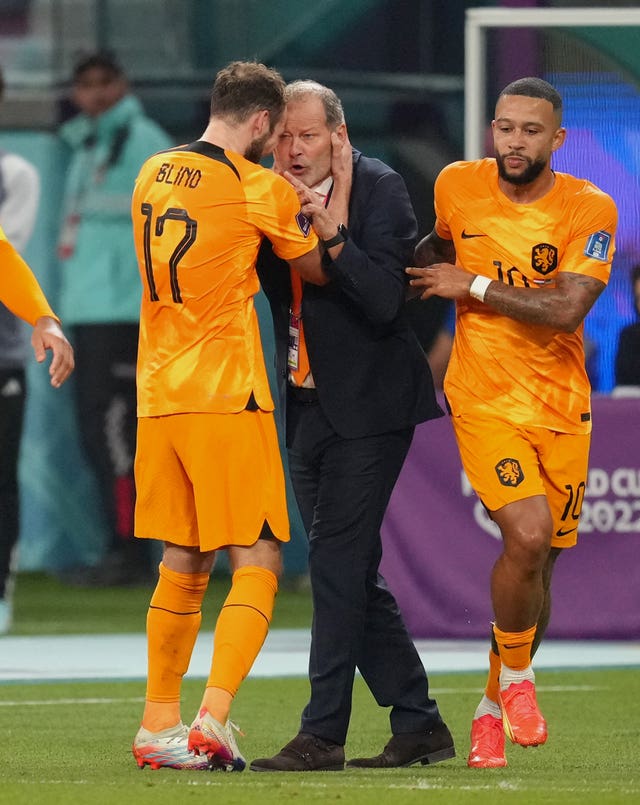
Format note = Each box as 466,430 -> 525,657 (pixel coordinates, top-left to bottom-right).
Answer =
506,529 -> 550,572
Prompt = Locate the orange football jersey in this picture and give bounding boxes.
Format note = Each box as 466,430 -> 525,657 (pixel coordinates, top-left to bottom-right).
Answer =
132,141 -> 318,416
434,158 -> 617,433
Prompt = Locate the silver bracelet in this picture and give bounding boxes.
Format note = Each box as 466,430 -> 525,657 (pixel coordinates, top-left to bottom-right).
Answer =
469,275 -> 492,302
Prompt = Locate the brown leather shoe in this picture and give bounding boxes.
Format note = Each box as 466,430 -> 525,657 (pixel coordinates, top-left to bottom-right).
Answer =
250,732 -> 345,772
347,721 -> 455,768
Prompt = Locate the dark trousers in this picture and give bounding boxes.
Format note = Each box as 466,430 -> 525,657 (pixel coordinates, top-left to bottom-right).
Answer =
0,368 -> 25,599
71,324 -> 146,561
286,393 -> 441,745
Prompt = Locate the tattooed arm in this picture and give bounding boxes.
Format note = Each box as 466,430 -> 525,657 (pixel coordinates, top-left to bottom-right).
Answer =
406,263 -> 606,334
406,229 -> 456,300
414,229 -> 456,267
480,272 -> 605,332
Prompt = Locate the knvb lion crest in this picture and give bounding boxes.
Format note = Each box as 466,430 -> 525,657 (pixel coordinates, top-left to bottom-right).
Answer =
495,458 -> 525,487
531,243 -> 558,275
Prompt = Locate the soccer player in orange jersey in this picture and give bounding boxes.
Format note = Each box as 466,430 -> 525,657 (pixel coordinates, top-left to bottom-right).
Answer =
129,61 -> 341,772
407,77 -> 617,768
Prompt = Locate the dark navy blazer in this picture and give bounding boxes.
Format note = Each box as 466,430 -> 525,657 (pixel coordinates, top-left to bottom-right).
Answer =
257,148 -> 443,440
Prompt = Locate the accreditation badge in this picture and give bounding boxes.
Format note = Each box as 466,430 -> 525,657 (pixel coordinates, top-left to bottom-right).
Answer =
288,311 -> 301,371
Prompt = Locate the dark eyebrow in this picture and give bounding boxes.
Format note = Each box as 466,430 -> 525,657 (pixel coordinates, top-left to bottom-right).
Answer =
495,117 -> 543,127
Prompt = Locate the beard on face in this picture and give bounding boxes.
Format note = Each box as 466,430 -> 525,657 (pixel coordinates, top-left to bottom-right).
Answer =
244,131 -> 271,164
496,152 -> 547,186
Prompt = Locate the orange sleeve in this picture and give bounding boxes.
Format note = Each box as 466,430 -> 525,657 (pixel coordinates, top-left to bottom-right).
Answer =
0,236 -> 57,325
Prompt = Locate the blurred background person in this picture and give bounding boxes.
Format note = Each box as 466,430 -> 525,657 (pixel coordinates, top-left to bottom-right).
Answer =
56,51 -> 172,586
613,264 -> 640,394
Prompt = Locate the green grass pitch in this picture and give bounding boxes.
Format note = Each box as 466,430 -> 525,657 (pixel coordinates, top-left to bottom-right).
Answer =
1,574 -> 638,803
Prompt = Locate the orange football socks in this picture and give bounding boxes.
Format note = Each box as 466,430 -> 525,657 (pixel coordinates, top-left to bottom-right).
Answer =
493,623 -> 537,673
484,644 -> 502,703
202,565 -> 278,722
142,562 -> 209,732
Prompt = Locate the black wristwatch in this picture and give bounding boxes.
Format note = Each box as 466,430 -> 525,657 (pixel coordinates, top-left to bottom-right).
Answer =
320,223 -> 348,249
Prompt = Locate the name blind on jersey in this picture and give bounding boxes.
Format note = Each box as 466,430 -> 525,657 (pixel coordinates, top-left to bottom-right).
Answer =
155,162 -> 202,188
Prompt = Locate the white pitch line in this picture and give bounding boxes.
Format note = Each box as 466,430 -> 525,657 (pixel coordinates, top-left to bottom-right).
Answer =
0,685 -> 604,708
0,631 -> 638,683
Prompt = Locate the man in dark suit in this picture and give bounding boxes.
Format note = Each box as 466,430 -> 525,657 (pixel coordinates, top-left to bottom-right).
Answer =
250,80 -> 454,772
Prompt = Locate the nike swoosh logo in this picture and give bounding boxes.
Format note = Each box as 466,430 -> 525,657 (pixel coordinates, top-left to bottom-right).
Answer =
461,230 -> 486,239
556,527 -> 578,537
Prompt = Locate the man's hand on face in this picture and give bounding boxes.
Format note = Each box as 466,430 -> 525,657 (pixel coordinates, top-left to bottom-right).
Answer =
284,171 -> 341,243
330,130 -> 352,187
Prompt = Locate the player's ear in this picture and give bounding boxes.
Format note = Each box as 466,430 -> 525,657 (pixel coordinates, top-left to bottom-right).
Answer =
551,126 -> 566,152
253,109 -> 270,138
334,122 -> 347,143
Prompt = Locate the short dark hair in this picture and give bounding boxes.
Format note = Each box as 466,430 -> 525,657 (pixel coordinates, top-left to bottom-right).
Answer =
284,80 -> 345,128
498,77 -> 563,122
631,264 -> 640,286
72,51 -> 124,83
210,61 -> 286,130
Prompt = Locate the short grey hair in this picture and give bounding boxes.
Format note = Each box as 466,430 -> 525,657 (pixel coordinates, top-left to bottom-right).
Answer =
284,80 -> 345,127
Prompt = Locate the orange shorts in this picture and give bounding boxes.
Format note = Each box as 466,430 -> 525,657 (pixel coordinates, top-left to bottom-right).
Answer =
451,412 -> 590,548
134,410 -> 290,551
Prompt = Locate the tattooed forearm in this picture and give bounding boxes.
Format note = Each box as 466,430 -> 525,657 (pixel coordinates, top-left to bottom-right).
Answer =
484,272 -> 605,332
414,230 -> 456,267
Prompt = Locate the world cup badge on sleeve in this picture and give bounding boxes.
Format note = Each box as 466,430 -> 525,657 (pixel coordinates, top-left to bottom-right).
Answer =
584,231 -> 612,262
